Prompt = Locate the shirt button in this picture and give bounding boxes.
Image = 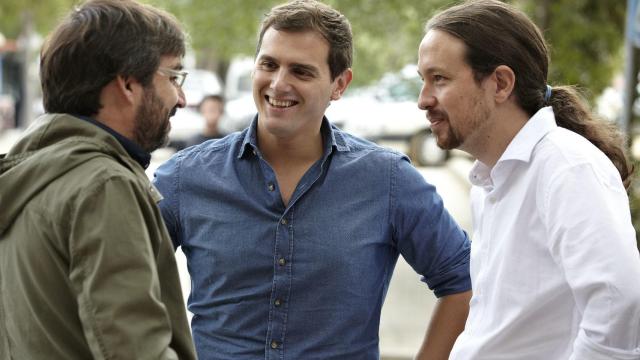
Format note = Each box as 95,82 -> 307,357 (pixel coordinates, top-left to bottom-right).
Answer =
281,218 -> 288,225
271,340 -> 279,349
278,258 -> 286,266
274,299 -> 282,307
268,183 -> 275,192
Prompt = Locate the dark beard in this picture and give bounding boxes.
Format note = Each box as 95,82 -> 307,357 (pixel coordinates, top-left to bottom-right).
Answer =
133,87 -> 173,153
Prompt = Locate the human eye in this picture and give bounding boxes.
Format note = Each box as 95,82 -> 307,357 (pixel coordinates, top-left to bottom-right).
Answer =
258,59 -> 277,71
293,68 -> 313,78
433,74 -> 446,83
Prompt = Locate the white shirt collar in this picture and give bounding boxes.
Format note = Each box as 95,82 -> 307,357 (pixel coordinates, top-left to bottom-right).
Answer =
469,106 -> 557,188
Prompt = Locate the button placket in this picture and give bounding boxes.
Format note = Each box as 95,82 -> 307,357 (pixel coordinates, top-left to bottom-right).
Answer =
268,212 -> 293,358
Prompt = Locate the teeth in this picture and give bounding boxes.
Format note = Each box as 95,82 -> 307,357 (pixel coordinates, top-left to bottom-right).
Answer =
268,98 -> 295,108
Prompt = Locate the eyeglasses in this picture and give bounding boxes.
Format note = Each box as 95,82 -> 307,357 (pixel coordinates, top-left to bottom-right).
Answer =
157,67 -> 188,88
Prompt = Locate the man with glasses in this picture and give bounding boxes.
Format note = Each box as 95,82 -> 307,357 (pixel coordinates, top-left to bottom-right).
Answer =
0,0 -> 196,359
154,1 -> 471,359
158,67 -> 189,89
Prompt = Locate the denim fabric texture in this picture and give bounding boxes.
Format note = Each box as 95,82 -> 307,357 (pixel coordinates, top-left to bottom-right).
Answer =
153,117 -> 471,360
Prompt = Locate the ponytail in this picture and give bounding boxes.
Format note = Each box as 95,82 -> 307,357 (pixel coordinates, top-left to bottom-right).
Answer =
547,85 -> 633,189
425,0 -> 634,189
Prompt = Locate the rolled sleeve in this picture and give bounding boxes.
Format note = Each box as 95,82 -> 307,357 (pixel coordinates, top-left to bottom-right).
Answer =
390,157 -> 471,298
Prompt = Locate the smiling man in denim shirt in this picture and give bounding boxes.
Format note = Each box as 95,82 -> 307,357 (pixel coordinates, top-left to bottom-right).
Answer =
154,1 -> 471,359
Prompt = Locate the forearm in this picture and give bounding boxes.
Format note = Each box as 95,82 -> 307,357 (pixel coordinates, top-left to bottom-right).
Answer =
415,290 -> 471,360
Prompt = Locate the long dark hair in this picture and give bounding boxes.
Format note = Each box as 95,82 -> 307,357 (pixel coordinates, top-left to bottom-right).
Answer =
427,0 -> 633,188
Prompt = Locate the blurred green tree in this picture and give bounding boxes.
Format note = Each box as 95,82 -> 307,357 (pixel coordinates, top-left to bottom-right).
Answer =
0,0 -> 73,39
0,0 -> 628,94
519,0 -> 626,101
153,0 -> 451,86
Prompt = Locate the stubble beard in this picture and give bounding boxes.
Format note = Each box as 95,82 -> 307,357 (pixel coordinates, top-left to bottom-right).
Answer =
133,86 -> 173,153
435,94 -> 490,152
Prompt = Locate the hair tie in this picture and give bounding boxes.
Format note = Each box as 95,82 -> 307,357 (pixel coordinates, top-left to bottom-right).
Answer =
544,85 -> 552,103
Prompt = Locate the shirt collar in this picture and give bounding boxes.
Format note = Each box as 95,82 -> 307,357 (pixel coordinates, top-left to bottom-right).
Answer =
75,115 -> 151,169
498,106 -> 557,163
469,106 -> 556,188
237,115 -> 351,160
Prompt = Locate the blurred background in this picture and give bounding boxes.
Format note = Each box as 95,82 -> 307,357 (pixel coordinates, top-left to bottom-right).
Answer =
1,0 -> 639,358
0,0 -> 633,157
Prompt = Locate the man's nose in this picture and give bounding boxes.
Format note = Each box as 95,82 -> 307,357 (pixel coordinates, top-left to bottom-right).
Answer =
176,87 -> 186,108
417,84 -> 436,111
270,69 -> 292,92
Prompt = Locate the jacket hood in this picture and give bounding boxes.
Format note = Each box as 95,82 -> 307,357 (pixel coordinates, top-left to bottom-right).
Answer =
0,114 -> 138,235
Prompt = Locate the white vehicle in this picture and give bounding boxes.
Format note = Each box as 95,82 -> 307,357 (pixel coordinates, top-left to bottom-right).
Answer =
168,69 -> 223,149
222,57 -> 257,132
327,65 -> 449,166
182,69 -> 223,107
224,57 -> 253,101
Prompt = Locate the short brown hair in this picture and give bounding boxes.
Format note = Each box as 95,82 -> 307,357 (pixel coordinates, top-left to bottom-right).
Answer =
40,0 -> 186,116
256,0 -> 352,80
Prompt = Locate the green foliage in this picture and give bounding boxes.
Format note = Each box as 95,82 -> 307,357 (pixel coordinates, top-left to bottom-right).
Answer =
149,0 -> 627,92
152,0 -> 279,63
0,0 -> 74,39
0,0 -> 628,95
149,0 -> 450,87
329,0 -> 451,87
520,0 -> 626,101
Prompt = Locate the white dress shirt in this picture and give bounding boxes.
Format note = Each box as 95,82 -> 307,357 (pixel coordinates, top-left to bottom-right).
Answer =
450,107 -> 640,359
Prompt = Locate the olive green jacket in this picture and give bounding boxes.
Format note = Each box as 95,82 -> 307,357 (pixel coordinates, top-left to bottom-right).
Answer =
0,114 -> 196,359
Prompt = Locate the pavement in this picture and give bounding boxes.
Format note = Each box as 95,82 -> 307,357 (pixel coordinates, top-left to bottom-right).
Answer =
378,158 -> 472,360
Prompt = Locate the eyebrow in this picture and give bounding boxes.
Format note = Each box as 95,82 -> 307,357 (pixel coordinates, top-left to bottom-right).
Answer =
292,63 -> 319,77
258,54 -> 320,76
418,66 -> 447,78
256,54 -> 277,64
165,61 -> 183,71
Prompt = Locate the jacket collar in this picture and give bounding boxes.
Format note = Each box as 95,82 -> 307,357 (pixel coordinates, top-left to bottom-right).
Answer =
75,115 -> 151,169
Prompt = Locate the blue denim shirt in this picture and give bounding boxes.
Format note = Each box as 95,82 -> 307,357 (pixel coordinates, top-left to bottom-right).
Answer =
154,117 -> 471,360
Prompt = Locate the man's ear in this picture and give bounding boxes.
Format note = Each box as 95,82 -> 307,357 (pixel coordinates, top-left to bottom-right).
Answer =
492,65 -> 516,103
114,75 -> 140,104
331,68 -> 353,101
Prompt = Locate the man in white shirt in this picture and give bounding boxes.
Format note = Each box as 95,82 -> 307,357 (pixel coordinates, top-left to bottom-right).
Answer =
416,0 -> 640,359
